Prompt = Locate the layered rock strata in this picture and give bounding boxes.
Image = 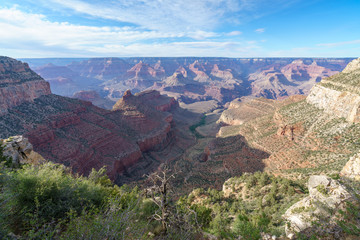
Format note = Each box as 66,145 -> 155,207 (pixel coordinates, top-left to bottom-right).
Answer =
307,57 -> 360,123
0,57 -> 51,115
0,57 -> 180,180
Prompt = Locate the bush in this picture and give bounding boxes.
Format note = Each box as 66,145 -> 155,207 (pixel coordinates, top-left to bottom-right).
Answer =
60,197 -> 145,240
0,163 -> 115,233
233,214 -> 261,240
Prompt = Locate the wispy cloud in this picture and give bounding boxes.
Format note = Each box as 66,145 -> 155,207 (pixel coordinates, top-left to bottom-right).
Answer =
0,7 -> 262,57
227,31 -> 242,36
0,0 -> 320,58
317,39 -> 360,47
28,0 -> 299,33
255,28 -> 265,33
42,0 -> 242,33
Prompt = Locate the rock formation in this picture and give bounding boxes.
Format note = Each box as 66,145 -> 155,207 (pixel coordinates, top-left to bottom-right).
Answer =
340,152 -> 360,180
0,57 -> 51,115
73,90 -> 115,109
307,57 -> 360,123
283,162 -> 359,239
0,135 -> 45,166
217,98 -> 277,126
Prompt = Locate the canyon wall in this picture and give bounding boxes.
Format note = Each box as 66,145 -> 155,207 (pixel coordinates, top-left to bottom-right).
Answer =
0,57 -> 51,115
307,57 -> 360,123
0,56 -> 180,180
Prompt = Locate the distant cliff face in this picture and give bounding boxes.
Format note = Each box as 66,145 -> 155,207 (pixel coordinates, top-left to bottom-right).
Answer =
307,57 -> 360,122
0,57 -> 51,115
0,57 -> 182,181
28,57 -> 354,107
215,58 -> 360,178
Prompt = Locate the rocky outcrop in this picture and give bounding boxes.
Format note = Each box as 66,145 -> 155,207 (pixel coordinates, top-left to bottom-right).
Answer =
0,92 -> 177,180
0,135 -> 45,166
189,60 -> 210,82
340,152 -> 360,180
249,60 -> 339,99
342,57 -> 360,73
307,84 -> 360,123
283,175 -> 355,239
0,57 -> 51,115
306,57 -> 360,123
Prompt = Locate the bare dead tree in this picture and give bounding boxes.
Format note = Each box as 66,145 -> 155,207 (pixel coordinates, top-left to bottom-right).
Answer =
280,125 -> 287,135
144,166 -> 200,238
145,166 -> 175,234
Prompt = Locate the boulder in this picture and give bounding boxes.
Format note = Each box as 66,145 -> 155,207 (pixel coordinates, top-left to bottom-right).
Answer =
283,175 -> 353,238
1,135 -> 45,166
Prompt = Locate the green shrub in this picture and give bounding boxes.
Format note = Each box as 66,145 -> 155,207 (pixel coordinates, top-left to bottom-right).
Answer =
0,163 -> 114,233
60,197 -> 145,240
191,204 -> 212,228
233,214 -> 261,240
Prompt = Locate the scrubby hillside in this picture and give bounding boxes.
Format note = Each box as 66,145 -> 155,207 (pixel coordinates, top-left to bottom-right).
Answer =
217,58 -> 360,180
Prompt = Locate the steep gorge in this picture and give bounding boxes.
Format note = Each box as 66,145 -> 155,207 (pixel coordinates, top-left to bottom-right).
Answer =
0,56 -> 187,182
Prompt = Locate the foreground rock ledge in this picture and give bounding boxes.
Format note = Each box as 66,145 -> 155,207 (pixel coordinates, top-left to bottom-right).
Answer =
283,174 -> 355,239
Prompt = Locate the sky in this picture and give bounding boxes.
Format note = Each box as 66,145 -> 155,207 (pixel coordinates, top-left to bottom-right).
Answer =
0,0 -> 359,58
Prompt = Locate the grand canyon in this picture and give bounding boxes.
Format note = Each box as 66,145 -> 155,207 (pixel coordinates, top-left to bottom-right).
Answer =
2,55 -> 360,239
1,1 -> 360,238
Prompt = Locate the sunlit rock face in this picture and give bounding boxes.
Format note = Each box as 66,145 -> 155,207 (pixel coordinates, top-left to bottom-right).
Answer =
307,57 -> 360,123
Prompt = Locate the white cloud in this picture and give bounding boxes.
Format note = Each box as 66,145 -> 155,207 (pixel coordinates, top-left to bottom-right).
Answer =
0,7 -> 183,45
44,0 -> 242,33
0,7 -> 262,58
255,28 -> 265,33
227,31 -> 242,36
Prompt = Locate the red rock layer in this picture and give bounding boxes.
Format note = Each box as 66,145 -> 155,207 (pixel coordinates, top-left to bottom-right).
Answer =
0,57 -> 51,114
0,90 -> 177,181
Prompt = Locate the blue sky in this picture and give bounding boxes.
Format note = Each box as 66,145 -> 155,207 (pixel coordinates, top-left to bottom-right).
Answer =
0,0 -> 359,58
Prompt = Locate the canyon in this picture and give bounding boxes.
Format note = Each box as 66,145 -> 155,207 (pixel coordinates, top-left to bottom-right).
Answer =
0,57 -> 190,182
23,57 -> 353,109
2,56 -> 360,192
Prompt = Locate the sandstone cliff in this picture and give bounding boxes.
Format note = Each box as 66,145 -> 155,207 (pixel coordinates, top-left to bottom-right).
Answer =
0,57 -> 51,115
307,57 -> 360,123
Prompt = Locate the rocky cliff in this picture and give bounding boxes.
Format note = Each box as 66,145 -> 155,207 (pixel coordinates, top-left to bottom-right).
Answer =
73,90 -> 115,109
0,57 -> 183,181
0,57 -> 51,115
307,57 -> 360,123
